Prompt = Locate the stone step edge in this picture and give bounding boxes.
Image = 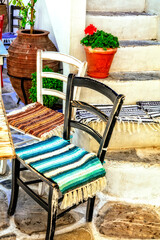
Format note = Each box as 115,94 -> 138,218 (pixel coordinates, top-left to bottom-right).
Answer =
106,147 -> 160,162
119,40 -> 160,47
86,71 -> 160,82
86,11 -> 157,17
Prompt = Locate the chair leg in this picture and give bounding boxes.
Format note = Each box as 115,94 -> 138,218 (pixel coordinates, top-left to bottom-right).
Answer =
1,66 -> 3,88
86,196 -> 96,222
0,159 -> 7,175
8,158 -> 20,216
46,187 -> 58,240
38,182 -> 46,196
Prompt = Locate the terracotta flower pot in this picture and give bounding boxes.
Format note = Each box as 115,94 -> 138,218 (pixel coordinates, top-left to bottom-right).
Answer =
84,46 -> 117,78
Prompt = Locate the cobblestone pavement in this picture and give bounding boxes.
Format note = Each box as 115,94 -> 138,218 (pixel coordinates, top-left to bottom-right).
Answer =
1,67 -> 160,240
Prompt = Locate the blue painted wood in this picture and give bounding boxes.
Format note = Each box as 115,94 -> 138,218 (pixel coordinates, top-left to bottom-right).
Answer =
0,40 -> 8,56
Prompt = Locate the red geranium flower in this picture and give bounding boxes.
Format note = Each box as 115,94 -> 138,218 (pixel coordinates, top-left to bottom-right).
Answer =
84,24 -> 97,35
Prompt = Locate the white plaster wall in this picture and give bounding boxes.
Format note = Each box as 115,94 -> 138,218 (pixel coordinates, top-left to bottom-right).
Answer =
87,0 -> 145,12
34,0 -> 58,49
23,0 -> 86,59
34,0 -> 86,61
146,0 -> 160,40
21,0 -> 58,48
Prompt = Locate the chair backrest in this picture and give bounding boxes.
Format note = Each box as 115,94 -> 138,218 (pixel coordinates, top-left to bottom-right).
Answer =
36,50 -> 87,107
64,74 -> 125,163
10,5 -> 22,33
0,14 -> 4,40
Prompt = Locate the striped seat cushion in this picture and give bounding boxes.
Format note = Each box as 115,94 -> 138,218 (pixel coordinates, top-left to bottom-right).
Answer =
7,102 -> 64,140
16,136 -> 106,208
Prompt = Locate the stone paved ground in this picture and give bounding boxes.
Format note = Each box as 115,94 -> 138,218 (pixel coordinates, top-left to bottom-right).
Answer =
1,65 -> 160,239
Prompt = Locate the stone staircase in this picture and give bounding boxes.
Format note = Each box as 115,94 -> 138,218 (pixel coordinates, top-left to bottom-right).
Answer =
75,1 -> 160,239
79,0 -> 160,104
77,0 -> 160,149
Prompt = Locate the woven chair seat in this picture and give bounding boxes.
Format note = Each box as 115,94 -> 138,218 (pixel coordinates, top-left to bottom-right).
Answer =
7,102 -> 64,140
16,135 -> 106,209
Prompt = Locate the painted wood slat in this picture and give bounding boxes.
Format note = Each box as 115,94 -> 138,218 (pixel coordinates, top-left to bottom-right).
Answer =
0,96 -> 15,160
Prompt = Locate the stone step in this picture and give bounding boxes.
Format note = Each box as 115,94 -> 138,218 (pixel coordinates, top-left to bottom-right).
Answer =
86,12 -> 158,40
72,117 -> 160,154
104,148 -> 160,205
80,72 -> 160,104
72,128 -> 160,204
87,0 -> 145,13
110,40 -> 160,72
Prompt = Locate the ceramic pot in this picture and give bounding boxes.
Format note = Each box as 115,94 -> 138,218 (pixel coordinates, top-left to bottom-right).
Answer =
84,46 -> 117,78
7,29 -> 59,104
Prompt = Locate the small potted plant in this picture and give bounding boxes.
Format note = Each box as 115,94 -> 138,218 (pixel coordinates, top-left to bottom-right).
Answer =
80,24 -> 119,78
29,66 -> 63,110
7,0 -> 59,104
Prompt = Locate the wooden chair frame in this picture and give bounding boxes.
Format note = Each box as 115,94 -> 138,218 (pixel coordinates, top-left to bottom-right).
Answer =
0,14 -> 4,88
8,50 -> 87,141
8,74 -> 124,240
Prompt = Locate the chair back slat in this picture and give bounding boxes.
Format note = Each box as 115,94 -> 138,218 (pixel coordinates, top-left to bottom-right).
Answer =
41,72 -> 67,82
64,74 -> 124,163
36,50 -> 87,108
97,95 -> 124,160
72,100 -> 108,122
73,76 -> 118,103
70,120 -> 102,144
42,88 -> 65,100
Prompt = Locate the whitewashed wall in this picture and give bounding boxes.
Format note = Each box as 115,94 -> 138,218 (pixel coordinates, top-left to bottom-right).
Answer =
34,0 -> 86,60
146,0 -> 160,40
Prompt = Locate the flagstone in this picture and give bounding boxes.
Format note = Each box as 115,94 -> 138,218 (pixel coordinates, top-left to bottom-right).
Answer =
96,201 -> 160,239
2,95 -> 17,110
0,234 -> 16,239
55,228 -> 92,240
0,179 -> 12,189
0,191 -> 9,230
14,190 -> 81,235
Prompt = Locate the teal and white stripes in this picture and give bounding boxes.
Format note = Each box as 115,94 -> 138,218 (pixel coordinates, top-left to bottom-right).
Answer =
16,135 -> 106,208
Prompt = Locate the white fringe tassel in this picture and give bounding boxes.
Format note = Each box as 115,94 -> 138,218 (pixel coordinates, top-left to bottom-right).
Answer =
86,119 -> 160,135
40,125 -> 64,140
7,102 -> 36,116
60,176 -> 107,209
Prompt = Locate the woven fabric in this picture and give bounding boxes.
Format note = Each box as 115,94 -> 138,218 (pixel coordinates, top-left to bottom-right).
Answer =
16,135 -> 106,195
137,101 -> 160,119
7,102 -> 64,139
76,104 -> 159,124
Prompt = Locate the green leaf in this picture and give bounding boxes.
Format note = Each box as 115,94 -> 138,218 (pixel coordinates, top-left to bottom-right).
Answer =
80,30 -> 119,50
29,66 -> 63,108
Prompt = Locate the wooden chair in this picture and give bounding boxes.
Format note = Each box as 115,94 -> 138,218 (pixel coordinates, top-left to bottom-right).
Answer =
0,14 -> 4,88
7,50 -> 87,143
8,74 -> 124,240
10,5 -> 22,33
2,5 -> 22,50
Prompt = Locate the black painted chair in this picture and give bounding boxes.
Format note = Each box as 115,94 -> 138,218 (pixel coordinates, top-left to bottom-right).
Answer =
8,74 -> 124,240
